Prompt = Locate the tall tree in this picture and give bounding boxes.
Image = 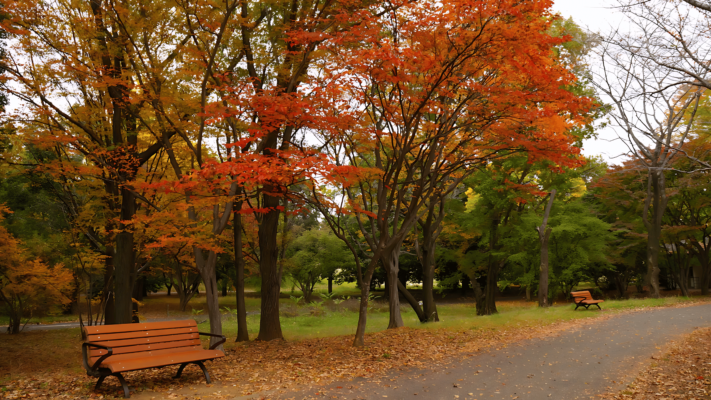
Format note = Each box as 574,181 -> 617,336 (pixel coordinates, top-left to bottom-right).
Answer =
315,0 -> 591,344
1,0 -> 213,324
593,45 -> 704,297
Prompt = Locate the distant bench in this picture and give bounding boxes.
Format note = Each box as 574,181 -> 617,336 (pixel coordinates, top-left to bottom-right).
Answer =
571,290 -> 604,310
82,320 -> 225,398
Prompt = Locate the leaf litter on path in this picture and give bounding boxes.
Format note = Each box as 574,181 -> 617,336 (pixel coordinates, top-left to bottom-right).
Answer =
603,326 -> 711,400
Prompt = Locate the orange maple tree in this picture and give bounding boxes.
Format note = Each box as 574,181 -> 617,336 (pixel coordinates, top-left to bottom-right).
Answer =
310,0 -> 592,345
0,206 -> 73,334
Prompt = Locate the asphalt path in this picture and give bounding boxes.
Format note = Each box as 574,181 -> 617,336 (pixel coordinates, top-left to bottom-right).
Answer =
260,303 -> 711,400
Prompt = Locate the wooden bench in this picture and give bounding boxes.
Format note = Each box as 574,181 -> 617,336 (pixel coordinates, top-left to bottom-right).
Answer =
82,320 -> 225,398
571,290 -> 604,310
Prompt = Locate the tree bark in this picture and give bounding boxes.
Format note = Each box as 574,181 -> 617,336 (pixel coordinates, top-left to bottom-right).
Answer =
613,269 -> 630,299
256,192 -> 284,341
114,187 -> 136,324
644,172 -> 664,298
383,245 -> 404,329
536,190 -> 556,308
233,202 -> 249,342
694,250 -> 711,296
103,245 -> 115,325
9,313 -> 20,334
353,284 -> 370,346
470,275 -> 487,316
418,195 -> 446,322
194,249 -> 223,349
482,264 -> 500,315
397,280 -> 426,322
165,276 -> 172,296
132,275 -> 144,301
171,262 -> 201,312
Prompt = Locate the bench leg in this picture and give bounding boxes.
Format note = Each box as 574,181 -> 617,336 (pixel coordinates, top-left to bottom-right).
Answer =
114,373 -> 131,398
595,304 -> 601,310
173,363 -> 189,379
195,361 -> 211,384
574,303 -> 581,310
173,362 -> 211,384
95,375 -> 107,391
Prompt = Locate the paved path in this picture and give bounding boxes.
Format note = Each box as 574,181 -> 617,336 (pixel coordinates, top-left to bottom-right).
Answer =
261,303 -> 711,400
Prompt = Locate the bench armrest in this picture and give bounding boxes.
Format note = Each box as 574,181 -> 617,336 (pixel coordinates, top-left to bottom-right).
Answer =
198,332 -> 226,350
82,342 -> 113,372
571,296 -> 586,303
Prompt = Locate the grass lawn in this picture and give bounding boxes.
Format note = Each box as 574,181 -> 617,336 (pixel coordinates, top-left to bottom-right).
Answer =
212,295 -> 703,342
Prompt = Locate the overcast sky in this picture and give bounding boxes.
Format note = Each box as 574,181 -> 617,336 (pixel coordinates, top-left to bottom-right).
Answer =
552,0 -> 629,165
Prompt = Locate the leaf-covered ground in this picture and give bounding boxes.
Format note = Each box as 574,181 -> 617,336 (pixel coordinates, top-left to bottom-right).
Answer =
0,319 -> 603,399
1,298 -> 710,400
608,326 -> 711,400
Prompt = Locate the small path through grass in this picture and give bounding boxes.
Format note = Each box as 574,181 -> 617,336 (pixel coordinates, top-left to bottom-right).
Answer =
264,303 -> 711,400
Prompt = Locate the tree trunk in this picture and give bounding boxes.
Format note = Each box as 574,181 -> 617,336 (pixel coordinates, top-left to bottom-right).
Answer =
194,249 -> 224,350
538,227 -> 552,307
470,275 -> 486,316
644,172 -> 665,298
678,262 -> 690,298
9,313 -> 20,334
173,269 -> 200,312
536,190 -> 556,308
461,275 -> 470,297
478,211 -> 504,316
114,187 -> 136,324
303,285 -> 313,303
221,282 -> 227,297
256,192 -> 284,341
482,265 -> 499,315
103,245 -> 115,324
525,285 -> 531,302
353,283 -> 370,346
696,251 -> 710,296
132,276 -> 144,301
233,203 -> 249,342
164,273 -> 173,296
178,291 -> 193,312
328,276 -> 333,294
382,246 -> 404,329
397,280 -> 426,322
613,271 -> 630,299
421,236 -> 439,322
418,197 -> 446,323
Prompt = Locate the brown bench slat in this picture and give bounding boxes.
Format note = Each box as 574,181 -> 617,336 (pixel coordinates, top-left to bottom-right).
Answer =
89,338 -> 201,358
90,345 -> 204,365
84,320 -> 197,336
102,349 -> 224,373
91,333 -> 200,349
87,327 -> 199,342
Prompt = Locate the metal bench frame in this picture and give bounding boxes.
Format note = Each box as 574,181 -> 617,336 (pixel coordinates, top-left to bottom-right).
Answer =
82,328 -> 225,398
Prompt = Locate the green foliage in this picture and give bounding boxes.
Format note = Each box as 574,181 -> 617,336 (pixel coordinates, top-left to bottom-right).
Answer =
284,227 -> 357,302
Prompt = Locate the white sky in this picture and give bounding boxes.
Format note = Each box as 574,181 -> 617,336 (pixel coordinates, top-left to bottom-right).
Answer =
552,0 -> 629,165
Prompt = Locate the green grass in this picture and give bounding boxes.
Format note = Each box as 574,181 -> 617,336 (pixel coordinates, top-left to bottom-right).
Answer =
207,295 -> 705,342
0,314 -> 80,325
